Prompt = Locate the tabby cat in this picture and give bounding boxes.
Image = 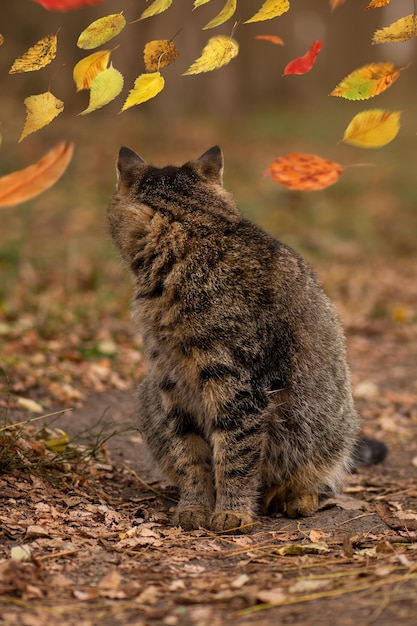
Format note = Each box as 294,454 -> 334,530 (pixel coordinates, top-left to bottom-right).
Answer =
108,146 -> 386,533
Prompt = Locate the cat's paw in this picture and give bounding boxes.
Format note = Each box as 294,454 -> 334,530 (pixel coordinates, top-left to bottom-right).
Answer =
175,507 -> 210,531
210,510 -> 255,533
285,492 -> 318,518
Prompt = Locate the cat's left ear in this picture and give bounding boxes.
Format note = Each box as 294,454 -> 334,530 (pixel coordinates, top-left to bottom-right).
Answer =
116,146 -> 147,188
196,146 -> 224,184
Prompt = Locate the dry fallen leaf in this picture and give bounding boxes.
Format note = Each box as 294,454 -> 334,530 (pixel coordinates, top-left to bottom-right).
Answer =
265,153 -> 343,191
0,141 -> 74,208
9,34 -> 57,73
183,35 -> 239,75
143,40 -> 179,71
19,92 -> 64,142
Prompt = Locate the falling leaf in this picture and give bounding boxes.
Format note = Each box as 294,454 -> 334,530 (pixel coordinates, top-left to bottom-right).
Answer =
0,34 -> 4,46
73,49 -> 112,91
283,40 -> 322,75
372,15 -> 417,44
32,0 -> 104,9
203,0 -> 237,29
342,109 -> 401,148
77,13 -> 126,49
255,34 -> 284,45
120,72 -> 165,112
183,35 -> 239,75
265,153 -> 343,191
80,64 -> 124,115
194,0 -> 211,6
245,0 -> 290,24
330,0 -> 346,10
9,34 -> 57,73
330,62 -> 401,100
19,92 -> 64,142
367,0 -> 393,8
140,0 -> 173,20
143,40 -> 179,71
0,142 -> 74,208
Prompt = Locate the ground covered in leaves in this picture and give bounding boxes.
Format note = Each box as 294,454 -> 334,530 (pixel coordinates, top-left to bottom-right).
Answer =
1,112 -> 417,624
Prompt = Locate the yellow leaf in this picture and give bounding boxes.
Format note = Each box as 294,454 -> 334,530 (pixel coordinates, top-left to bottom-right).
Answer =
0,34 -> 4,46
0,142 -> 74,208
330,62 -> 401,100
120,72 -> 165,112
80,64 -> 124,115
77,13 -> 126,50
367,0 -> 393,8
245,0 -> 290,24
183,35 -> 239,75
143,40 -> 179,71
372,15 -> 417,44
16,397 -> 44,413
140,0 -> 173,19
44,429 -> 69,452
9,34 -> 57,73
203,0 -> 237,29
73,49 -> 112,91
194,0 -> 211,6
342,109 -> 401,148
19,92 -> 64,142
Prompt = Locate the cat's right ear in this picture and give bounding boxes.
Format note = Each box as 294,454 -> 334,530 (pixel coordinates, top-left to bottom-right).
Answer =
116,147 -> 147,189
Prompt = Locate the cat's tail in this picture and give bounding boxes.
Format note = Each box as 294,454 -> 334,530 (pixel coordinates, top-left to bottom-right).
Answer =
351,436 -> 388,470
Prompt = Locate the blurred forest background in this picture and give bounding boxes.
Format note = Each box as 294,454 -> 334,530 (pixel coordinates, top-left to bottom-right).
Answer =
1,0 -> 417,409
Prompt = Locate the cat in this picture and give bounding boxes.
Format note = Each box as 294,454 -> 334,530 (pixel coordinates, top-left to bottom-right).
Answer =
108,145 -> 386,533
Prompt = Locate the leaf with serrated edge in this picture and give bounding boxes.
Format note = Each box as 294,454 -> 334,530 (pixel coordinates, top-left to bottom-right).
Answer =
203,0 -> 237,30
342,109 -> 401,148
77,13 -> 126,50
367,0 -> 393,8
143,40 -> 179,71
73,50 -> 112,91
80,64 -> 124,115
19,92 -> 64,142
120,72 -> 165,112
140,0 -> 173,20
372,15 -> 417,44
0,142 -> 74,208
245,0 -> 290,24
9,35 -> 57,73
183,35 -> 238,75
265,153 -> 343,191
330,62 -> 401,100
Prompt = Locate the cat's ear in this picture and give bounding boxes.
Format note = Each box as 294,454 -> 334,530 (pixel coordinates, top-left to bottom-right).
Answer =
116,147 -> 146,188
195,146 -> 224,184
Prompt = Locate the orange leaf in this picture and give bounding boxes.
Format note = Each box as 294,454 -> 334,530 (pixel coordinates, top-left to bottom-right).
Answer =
367,0 -> 393,8
0,141 -> 74,207
283,40 -> 322,76
330,0 -> 346,10
264,153 -> 343,191
255,35 -> 284,45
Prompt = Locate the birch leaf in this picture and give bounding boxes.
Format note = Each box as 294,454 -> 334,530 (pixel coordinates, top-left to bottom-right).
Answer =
372,15 -> 417,44
19,92 -> 64,142
183,35 -> 239,75
140,0 -> 173,20
9,35 -> 57,73
143,40 -> 179,71
342,109 -> 401,148
73,50 -> 112,91
77,13 -> 126,49
80,64 -> 124,115
120,72 -> 165,112
194,0 -> 212,6
0,141 -> 74,208
203,0 -> 237,30
367,0 -> 393,8
330,62 -> 401,100
245,0 -> 290,24
265,153 -> 343,191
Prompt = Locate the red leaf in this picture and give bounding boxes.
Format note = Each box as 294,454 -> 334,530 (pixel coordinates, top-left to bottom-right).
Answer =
255,35 -> 284,45
283,40 -> 323,76
32,0 -> 104,10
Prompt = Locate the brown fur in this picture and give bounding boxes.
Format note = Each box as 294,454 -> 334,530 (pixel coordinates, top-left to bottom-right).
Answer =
108,146 -> 360,532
